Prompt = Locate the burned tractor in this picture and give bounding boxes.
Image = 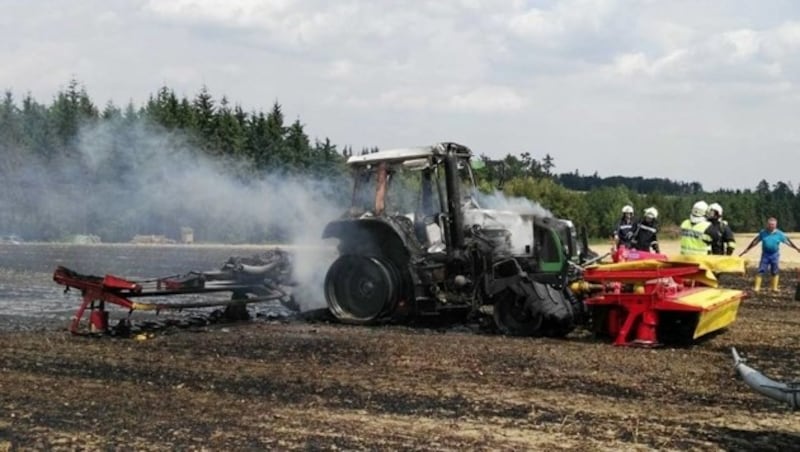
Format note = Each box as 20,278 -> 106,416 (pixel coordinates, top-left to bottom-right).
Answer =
322,142 -> 591,336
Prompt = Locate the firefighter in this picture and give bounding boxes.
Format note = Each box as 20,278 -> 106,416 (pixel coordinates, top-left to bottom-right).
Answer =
706,203 -> 736,255
630,207 -> 660,253
680,201 -> 712,255
739,217 -> 800,292
612,204 -> 635,250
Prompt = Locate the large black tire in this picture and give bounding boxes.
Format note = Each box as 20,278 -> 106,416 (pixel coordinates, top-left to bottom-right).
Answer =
563,287 -> 585,326
324,255 -> 401,324
529,282 -> 577,338
493,281 -> 577,337
493,288 -> 544,337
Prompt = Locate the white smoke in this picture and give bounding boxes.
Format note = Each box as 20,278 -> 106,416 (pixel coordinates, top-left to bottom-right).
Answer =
462,190 -> 554,255
476,190 -> 553,217
70,120 -> 346,311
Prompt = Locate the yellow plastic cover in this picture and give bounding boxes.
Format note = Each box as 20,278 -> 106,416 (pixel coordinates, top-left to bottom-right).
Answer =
587,260 -> 719,287
588,255 -> 746,288
666,255 -> 746,275
672,288 -> 743,339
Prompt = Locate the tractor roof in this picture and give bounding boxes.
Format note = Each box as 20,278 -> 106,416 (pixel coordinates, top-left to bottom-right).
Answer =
346,142 -> 472,166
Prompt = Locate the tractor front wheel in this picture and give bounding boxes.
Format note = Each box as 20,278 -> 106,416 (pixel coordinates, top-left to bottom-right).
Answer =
324,255 -> 400,324
493,287 -> 544,336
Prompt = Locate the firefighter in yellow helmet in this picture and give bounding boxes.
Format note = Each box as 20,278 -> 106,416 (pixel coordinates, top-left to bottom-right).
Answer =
680,201 -> 712,255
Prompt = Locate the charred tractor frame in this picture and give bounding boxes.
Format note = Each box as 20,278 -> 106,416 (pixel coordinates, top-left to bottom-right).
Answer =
322,142 -> 593,337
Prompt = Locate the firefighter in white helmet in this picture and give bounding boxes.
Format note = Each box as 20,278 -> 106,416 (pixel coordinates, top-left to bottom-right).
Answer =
630,207 -> 660,253
612,204 -> 636,250
706,203 -> 736,255
680,201 -> 712,255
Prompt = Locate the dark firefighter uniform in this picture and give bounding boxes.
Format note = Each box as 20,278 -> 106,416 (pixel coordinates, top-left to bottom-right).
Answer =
613,219 -> 635,248
630,220 -> 660,253
708,219 -> 736,255
613,205 -> 636,248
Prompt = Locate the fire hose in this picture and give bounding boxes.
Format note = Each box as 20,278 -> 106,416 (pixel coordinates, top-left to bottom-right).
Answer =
732,347 -> 799,410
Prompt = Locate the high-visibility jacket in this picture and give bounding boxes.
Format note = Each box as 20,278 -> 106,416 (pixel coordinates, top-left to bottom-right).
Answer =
680,219 -> 712,255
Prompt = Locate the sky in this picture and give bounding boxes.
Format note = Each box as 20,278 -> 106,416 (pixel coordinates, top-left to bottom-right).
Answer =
2,0 -> 800,191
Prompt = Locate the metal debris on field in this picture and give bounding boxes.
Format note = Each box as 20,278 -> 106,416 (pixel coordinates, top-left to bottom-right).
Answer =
53,249 -> 298,335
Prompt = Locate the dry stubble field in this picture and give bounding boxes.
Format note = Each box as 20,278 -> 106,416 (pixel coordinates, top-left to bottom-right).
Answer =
0,241 -> 799,451
658,233 -> 800,268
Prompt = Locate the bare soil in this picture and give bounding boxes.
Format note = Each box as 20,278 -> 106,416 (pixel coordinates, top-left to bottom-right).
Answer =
1,243 -> 799,450
1,271 -> 799,451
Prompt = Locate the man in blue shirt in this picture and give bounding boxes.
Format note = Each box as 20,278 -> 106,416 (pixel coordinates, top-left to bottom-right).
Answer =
739,217 -> 800,292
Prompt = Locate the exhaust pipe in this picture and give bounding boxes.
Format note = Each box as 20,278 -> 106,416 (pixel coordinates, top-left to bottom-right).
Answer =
731,347 -> 799,410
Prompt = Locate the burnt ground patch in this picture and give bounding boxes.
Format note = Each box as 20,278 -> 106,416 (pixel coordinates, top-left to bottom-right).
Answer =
1,268 -> 798,450
1,351 -> 531,421
690,426 -> 800,452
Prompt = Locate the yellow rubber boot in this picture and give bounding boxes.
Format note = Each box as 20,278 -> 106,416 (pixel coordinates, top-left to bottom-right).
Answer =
770,274 -> 780,292
754,275 -> 762,292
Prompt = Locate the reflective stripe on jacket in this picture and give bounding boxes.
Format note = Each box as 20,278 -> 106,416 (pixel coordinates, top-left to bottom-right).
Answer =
680,219 -> 711,255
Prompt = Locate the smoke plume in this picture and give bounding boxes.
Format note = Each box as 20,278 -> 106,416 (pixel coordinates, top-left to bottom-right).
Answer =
4,119 -> 348,310
476,190 -> 553,217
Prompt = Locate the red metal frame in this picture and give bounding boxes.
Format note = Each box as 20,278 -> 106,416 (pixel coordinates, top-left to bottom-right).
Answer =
582,265 -> 708,346
53,267 -> 141,334
53,266 -> 286,335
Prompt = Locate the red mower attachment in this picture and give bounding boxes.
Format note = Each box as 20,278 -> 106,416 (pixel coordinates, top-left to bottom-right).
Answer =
578,261 -> 743,347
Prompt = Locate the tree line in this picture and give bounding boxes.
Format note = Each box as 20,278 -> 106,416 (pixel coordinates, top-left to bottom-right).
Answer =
0,80 -> 797,242
476,167 -> 800,238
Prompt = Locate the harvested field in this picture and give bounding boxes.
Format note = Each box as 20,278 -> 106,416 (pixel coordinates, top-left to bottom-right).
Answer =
657,233 -> 800,269
0,243 -> 798,450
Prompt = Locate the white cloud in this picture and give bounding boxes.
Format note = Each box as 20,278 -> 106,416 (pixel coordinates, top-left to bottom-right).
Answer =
448,85 -> 526,113
158,66 -> 203,86
144,0 -> 293,26
722,29 -> 761,60
95,10 -> 122,27
143,0 -> 362,48
774,21 -> 800,49
507,0 -> 622,43
5,0 -> 800,190
325,60 -> 354,80
508,8 -> 562,41
613,52 -> 650,76
609,49 -> 690,80
336,84 -> 524,113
